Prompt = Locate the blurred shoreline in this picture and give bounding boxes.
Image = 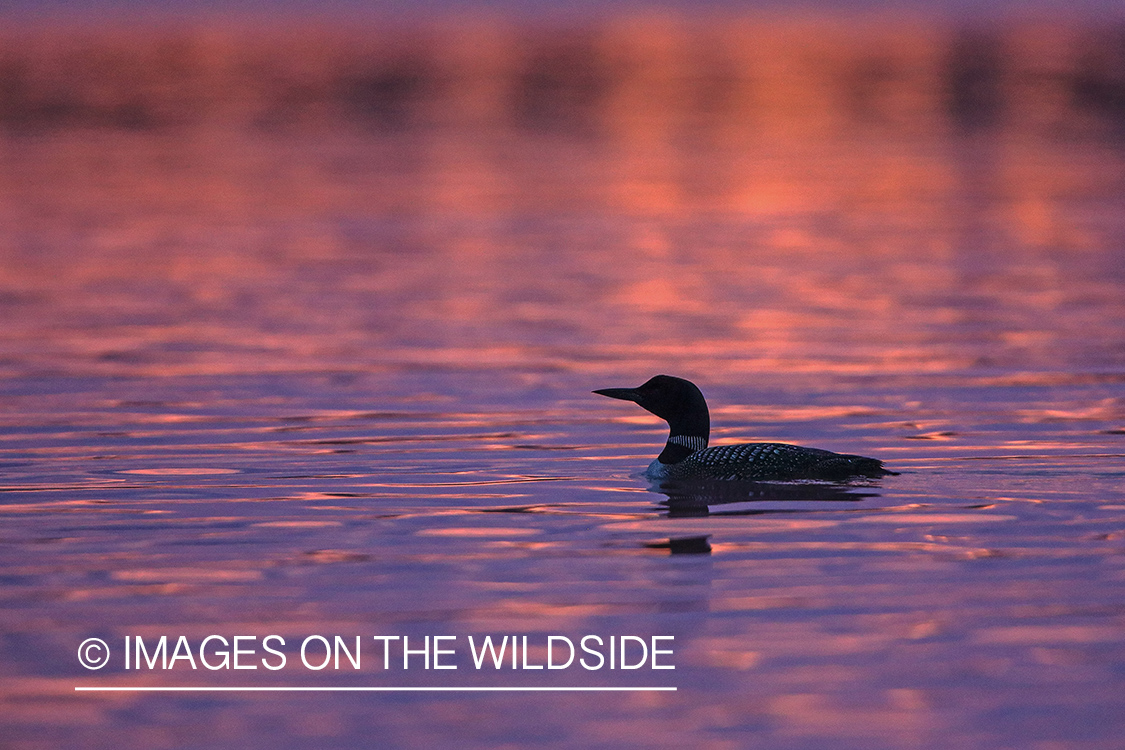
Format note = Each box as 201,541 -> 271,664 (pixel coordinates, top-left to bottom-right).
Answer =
1,16 -> 1123,140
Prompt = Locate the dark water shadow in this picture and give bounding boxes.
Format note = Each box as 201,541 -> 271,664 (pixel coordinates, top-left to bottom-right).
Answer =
650,479 -> 881,518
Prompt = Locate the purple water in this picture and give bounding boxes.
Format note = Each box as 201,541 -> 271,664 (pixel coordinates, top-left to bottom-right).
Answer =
1,17 -> 1124,749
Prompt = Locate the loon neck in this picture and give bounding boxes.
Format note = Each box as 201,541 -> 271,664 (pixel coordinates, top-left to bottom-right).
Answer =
658,434 -> 709,464
656,398 -> 710,464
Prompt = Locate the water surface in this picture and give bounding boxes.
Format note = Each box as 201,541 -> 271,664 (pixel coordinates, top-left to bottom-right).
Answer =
2,17 -> 1125,749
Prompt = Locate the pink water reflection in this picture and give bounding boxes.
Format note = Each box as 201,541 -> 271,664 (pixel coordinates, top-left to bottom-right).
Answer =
1,13 -> 1125,750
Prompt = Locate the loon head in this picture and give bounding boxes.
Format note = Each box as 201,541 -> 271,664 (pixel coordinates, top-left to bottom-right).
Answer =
594,375 -> 710,458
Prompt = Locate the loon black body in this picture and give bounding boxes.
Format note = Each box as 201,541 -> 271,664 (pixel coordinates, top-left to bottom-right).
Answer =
594,375 -> 892,481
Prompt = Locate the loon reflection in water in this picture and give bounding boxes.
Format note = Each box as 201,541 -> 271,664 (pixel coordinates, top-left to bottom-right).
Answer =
595,375 -> 895,482
655,478 -> 880,517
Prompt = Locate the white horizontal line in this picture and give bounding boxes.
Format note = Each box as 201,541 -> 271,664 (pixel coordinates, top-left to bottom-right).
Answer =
75,686 -> 676,693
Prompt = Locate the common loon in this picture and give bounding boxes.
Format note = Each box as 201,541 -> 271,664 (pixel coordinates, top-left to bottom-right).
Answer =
594,375 -> 893,481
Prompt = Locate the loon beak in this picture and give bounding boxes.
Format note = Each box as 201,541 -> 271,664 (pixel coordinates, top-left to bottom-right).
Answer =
593,387 -> 642,403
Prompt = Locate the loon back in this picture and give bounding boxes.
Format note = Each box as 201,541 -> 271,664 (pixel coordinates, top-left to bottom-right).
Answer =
594,374 -> 893,481
645,442 -> 890,481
